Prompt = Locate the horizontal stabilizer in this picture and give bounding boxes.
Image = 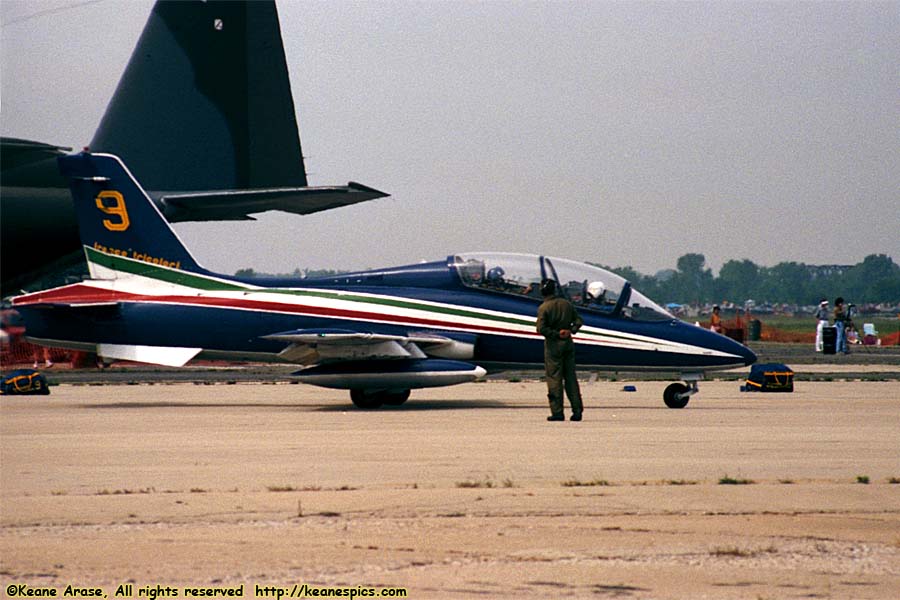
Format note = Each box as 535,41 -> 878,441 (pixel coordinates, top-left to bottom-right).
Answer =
12,284 -> 123,310
29,301 -> 120,310
293,359 -> 487,390
97,344 -> 202,367
160,182 -> 389,222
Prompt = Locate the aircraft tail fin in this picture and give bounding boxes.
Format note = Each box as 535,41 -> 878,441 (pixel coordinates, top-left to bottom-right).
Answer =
90,0 -> 307,192
58,152 -> 205,279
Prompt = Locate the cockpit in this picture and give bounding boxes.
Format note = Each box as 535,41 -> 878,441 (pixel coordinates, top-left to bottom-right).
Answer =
452,252 -> 674,322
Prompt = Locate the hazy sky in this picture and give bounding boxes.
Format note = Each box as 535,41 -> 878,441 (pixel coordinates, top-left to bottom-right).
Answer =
3,0 -> 898,276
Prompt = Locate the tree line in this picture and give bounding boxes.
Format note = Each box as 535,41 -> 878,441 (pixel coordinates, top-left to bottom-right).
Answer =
601,253 -> 900,306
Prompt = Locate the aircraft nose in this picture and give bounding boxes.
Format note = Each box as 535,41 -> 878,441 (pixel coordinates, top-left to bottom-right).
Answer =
740,343 -> 757,366
713,329 -> 756,366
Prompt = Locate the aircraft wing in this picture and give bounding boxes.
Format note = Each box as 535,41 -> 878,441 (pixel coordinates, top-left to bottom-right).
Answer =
26,301 -> 119,309
1,137 -> 70,172
261,329 -> 476,365
158,182 -> 390,222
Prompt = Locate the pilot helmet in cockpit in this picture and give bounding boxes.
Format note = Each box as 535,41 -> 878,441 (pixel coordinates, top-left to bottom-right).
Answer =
587,281 -> 606,301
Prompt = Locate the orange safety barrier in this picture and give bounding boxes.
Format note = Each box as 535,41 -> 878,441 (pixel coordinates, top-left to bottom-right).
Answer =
1,337 -> 70,368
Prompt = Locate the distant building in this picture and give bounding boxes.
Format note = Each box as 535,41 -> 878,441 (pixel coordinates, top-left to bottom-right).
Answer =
808,265 -> 852,279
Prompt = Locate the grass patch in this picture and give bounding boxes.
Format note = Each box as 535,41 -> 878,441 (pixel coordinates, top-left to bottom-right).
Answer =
97,488 -> 154,495
710,545 -> 776,558
856,475 -> 870,484
710,546 -> 753,557
267,485 -> 297,492
778,479 -> 795,484
268,484 -> 357,492
888,477 -> 900,484
456,479 -> 494,489
562,478 -> 611,487
664,479 -> 698,486
718,475 -> 755,485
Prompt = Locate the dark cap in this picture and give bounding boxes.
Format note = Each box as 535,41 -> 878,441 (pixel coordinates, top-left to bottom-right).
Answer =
540,279 -> 557,297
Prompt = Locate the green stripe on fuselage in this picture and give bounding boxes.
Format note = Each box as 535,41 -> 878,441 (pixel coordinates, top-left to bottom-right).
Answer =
86,246 -> 247,291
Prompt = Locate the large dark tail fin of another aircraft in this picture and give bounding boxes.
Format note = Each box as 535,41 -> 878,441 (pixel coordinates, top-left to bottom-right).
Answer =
91,0 -> 307,193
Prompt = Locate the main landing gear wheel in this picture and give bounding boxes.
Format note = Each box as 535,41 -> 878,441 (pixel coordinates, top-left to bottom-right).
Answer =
349,389 -> 411,408
350,389 -> 384,409
663,382 -> 691,409
381,390 -> 411,406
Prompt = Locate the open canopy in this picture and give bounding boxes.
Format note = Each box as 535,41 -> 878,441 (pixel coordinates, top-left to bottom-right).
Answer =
452,252 -> 674,322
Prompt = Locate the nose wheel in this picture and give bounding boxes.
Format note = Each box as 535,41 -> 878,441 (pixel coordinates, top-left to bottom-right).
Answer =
663,380 -> 699,409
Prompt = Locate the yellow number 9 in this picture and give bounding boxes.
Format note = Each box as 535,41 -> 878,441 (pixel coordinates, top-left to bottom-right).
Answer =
95,190 -> 130,232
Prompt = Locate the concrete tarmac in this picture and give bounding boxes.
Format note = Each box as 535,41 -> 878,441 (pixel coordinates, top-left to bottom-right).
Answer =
2,380 -> 899,598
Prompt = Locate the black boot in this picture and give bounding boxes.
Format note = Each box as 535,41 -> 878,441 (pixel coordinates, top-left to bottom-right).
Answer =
570,412 -> 582,421
547,413 -> 564,421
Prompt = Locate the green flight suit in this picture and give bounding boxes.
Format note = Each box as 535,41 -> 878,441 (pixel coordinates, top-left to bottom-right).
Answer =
536,295 -> 584,416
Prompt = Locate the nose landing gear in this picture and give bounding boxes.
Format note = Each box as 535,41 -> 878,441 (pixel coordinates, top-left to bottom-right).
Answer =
663,376 -> 701,409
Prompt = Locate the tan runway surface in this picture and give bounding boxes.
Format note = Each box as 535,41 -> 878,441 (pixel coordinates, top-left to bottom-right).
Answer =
2,380 -> 899,598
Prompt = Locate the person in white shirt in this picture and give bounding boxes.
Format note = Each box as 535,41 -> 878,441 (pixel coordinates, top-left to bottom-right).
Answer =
814,299 -> 829,352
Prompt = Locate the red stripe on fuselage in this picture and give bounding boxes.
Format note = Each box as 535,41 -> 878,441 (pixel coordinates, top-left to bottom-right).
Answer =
14,283 -> 537,338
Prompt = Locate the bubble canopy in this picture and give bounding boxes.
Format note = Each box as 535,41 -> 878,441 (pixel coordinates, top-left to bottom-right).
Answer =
452,252 -> 674,322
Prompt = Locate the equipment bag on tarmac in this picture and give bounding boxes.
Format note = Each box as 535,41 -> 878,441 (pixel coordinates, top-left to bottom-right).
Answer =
1,369 -> 51,395
822,326 -> 837,355
745,363 -> 793,393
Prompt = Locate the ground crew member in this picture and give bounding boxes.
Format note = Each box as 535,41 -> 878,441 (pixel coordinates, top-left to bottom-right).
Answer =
536,279 -> 584,421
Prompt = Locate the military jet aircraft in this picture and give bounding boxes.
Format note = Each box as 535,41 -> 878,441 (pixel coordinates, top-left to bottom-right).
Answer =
1,0 -> 386,295
12,152 -> 756,409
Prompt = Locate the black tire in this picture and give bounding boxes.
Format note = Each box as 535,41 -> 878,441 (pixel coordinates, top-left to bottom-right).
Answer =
382,390 -> 411,406
663,382 -> 690,409
350,389 -> 384,409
